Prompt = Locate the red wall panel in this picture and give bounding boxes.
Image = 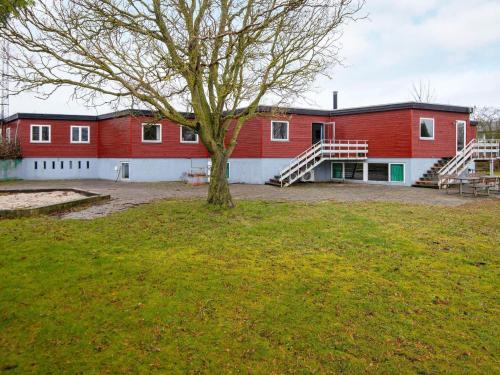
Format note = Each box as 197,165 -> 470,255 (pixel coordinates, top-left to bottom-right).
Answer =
334,110 -> 412,158
15,119 -> 98,158
98,116 -> 131,158
261,114 -> 331,158
410,110 -> 475,158
7,108 -> 473,161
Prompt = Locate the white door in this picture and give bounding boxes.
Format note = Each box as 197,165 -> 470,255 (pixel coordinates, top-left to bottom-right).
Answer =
121,162 -> 130,180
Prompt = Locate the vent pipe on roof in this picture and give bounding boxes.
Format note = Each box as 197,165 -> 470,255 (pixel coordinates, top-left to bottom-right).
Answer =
333,91 -> 338,110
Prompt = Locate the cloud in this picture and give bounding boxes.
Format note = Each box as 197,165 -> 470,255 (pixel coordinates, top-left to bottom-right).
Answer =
7,0 -> 500,116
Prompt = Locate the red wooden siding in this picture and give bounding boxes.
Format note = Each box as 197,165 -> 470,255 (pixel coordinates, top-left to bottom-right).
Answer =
334,110 -> 412,158
410,110 -> 475,158
261,114 -> 332,158
15,119 -> 98,158
4,107 -> 473,160
226,117 -> 262,158
98,116 -> 131,158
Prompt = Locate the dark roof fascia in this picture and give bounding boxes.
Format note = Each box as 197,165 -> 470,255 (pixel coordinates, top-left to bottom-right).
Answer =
2,112 -> 98,123
329,102 -> 473,116
2,102 -> 473,124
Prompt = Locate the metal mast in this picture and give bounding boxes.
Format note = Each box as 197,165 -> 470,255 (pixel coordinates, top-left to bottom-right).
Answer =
0,37 -> 9,124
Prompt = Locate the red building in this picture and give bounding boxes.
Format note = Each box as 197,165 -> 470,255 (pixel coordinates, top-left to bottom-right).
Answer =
0,102 -> 477,186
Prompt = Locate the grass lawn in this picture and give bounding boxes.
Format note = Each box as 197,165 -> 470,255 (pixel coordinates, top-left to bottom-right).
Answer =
1,199 -> 499,373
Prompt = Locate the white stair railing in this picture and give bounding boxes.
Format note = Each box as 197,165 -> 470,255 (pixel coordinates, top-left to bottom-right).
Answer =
278,140 -> 368,187
438,139 -> 500,188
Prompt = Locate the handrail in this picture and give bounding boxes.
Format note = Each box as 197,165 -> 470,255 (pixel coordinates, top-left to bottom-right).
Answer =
438,139 -> 500,188
278,139 -> 368,187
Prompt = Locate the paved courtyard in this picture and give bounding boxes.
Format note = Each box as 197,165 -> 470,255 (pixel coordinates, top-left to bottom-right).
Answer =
1,179 -> 498,219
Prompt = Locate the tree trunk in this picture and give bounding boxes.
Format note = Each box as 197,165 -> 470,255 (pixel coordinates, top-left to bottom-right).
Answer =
207,151 -> 233,207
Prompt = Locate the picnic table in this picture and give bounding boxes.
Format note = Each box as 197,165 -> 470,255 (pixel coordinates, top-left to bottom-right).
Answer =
456,176 -> 499,196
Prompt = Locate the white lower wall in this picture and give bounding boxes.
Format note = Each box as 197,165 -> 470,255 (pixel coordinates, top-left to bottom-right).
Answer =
3,157 -> 438,186
312,158 -> 440,186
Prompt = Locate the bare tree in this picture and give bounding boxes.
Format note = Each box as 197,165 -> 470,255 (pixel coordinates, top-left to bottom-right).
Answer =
473,106 -> 500,139
410,80 -> 436,103
2,0 -> 364,206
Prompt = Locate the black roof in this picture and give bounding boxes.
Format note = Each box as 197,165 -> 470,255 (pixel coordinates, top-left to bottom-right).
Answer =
2,102 -> 473,124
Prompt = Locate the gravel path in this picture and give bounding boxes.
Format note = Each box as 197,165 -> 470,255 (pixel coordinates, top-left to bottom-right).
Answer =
1,179 -> 497,219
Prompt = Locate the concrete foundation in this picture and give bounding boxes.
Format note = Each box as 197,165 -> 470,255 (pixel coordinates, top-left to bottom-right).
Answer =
3,157 -> 438,186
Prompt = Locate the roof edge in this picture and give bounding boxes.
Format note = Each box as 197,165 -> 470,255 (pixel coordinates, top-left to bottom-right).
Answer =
1,102 -> 473,123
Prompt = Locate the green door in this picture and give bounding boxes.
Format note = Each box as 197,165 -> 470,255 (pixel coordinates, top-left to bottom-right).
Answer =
332,163 -> 343,179
390,164 -> 404,182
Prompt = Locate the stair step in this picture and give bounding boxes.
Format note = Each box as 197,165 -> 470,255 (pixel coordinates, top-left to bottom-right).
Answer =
265,181 -> 282,187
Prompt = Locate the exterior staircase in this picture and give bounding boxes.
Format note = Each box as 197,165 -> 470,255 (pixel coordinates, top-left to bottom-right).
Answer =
413,139 -> 500,189
412,157 -> 451,189
266,140 -> 368,187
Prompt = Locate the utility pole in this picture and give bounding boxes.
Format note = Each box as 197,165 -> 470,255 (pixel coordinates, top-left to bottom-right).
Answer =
1,37 -> 9,124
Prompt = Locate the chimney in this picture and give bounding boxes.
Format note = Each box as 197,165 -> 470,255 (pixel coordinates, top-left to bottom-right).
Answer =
333,91 -> 338,110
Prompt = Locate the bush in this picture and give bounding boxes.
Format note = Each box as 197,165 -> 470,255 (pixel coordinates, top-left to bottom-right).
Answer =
0,140 -> 22,159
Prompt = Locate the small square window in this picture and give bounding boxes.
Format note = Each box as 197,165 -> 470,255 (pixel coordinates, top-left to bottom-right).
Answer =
180,126 -> 199,143
271,121 -> 289,141
420,118 -> 434,140
142,124 -> 162,142
70,126 -> 90,143
31,125 -> 51,143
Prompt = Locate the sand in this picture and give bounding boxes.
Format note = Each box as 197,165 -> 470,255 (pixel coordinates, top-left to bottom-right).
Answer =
0,191 -> 87,210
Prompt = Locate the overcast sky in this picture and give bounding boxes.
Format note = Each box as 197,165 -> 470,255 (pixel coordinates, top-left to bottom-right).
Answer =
8,0 -> 500,115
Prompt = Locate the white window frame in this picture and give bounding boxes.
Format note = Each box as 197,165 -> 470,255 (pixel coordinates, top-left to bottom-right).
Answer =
388,163 -> 406,184
180,126 -> 199,144
271,120 -> 289,142
70,125 -> 91,144
456,120 -> 466,153
141,123 -> 162,143
30,124 -> 51,143
419,118 -> 435,140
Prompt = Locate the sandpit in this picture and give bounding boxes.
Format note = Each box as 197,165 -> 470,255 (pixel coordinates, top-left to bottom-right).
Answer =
0,191 -> 87,210
0,189 -> 111,218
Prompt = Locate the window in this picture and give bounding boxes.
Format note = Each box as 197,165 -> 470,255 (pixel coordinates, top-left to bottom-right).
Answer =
86,161 -> 90,169
226,161 -> 230,179
52,161 -> 56,169
6,128 -> 11,142
60,161 -> 64,169
31,125 -> 51,143
34,161 -> 38,170
420,118 -> 434,140
69,161 -> 73,169
70,126 -> 90,143
368,163 -> 389,181
271,121 -> 289,141
180,126 -> 199,143
43,161 -> 47,169
142,123 -> 162,142
78,161 -> 82,169
0,128 -> 2,142
344,163 -> 364,180
389,163 -> 405,183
